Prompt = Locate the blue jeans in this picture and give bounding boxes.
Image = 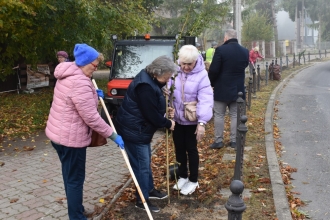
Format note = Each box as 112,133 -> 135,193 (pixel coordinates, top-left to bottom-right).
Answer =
124,140 -> 154,201
52,142 -> 87,220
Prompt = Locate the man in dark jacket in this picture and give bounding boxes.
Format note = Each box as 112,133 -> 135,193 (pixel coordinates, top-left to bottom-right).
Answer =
208,29 -> 249,149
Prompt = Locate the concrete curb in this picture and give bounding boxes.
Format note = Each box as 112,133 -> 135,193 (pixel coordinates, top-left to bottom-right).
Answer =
265,63 -> 315,220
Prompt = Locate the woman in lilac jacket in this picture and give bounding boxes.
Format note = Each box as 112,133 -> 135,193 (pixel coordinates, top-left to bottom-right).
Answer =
46,44 -> 124,220
169,45 -> 213,195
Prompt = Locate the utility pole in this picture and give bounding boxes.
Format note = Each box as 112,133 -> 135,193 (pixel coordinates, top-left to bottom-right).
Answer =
235,0 -> 242,44
270,0 -> 278,56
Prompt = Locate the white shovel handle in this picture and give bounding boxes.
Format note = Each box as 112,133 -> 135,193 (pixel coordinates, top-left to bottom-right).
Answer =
92,79 -> 153,220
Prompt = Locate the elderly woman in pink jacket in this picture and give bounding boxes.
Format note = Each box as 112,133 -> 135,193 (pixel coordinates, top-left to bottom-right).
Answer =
46,43 -> 124,220
169,45 -> 213,195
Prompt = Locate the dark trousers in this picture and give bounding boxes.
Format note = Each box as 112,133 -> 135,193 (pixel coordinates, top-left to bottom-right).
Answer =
52,142 -> 87,220
124,140 -> 154,201
173,123 -> 199,182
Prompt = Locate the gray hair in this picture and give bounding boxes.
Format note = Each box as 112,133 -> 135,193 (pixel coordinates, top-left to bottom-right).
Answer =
178,45 -> 199,63
225,29 -> 237,39
146,55 -> 177,77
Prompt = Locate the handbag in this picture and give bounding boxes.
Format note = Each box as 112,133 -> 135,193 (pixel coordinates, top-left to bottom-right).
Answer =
89,130 -> 107,147
181,74 -> 197,122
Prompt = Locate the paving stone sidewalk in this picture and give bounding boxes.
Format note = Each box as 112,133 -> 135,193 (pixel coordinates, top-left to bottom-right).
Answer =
0,131 -> 142,220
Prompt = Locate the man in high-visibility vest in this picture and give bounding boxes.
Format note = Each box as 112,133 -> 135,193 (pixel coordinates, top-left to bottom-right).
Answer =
206,41 -> 217,63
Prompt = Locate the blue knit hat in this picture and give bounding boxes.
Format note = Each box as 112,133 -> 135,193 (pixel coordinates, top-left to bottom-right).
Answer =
74,43 -> 99,66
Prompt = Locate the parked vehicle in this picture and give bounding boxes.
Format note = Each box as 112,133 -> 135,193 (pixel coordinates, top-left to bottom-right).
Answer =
101,34 -> 196,122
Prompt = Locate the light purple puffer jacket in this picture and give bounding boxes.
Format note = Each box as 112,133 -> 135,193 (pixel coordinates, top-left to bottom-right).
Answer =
168,54 -> 214,125
45,62 -> 113,148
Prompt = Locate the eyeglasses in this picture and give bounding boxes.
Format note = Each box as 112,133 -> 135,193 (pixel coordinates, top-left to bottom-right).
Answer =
90,63 -> 98,69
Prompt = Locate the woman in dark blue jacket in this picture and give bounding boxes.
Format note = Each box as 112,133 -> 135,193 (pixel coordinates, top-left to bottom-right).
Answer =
115,56 -> 176,213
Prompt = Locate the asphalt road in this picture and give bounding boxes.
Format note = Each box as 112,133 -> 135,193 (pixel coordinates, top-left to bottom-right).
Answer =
276,60 -> 330,219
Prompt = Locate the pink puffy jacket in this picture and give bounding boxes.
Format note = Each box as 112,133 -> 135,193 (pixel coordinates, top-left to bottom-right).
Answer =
46,62 -> 113,148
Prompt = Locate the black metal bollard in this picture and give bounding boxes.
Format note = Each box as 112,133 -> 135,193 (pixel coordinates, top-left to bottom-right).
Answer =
293,54 -> 295,68
280,57 -> 282,71
244,86 -> 248,113
233,115 -> 248,180
247,77 -> 252,111
225,180 -> 247,220
257,64 -> 260,91
275,57 -> 277,65
265,62 -> 268,85
236,92 -> 245,145
303,54 -> 305,64
286,55 -> 288,68
308,52 -> 310,62
252,68 -> 256,96
298,54 -> 301,65
270,60 -> 274,80
226,115 -> 248,219
319,50 -> 321,59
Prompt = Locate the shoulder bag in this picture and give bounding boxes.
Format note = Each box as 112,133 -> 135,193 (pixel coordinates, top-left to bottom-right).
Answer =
181,74 -> 197,122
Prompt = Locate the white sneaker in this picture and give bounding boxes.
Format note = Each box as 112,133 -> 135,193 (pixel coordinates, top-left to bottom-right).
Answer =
180,181 -> 199,195
173,177 -> 189,190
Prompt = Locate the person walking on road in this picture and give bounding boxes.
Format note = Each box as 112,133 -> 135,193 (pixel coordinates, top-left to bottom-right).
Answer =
46,43 -> 124,220
205,41 -> 217,63
115,55 -> 176,213
169,45 -> 213,195
208,29 -> 249,149
249,46 -> 264,75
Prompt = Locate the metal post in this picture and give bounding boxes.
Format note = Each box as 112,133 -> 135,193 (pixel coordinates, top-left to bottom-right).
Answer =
325,49 -> 327,58
236,93 -> 245,146
252,68 -> 256,96
308,52 -> 310,62
270,60 -> 274,80
225,180 -> 246,220
303,54 -> 305,64
244,86 -> 248,113
275,57 -> 277,65
286,55 -> 288,68
293,54 -> 295,68
298,54 -> 301,65
247,77 -> 252,111
265,62 -> 268,86
280,57 -> 282,71
233,115 -> 248,180
319,50 -> 321,59
257,64 -> 260,91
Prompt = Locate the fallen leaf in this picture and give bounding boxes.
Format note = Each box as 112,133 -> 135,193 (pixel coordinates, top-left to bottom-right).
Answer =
99,198 -> 105,203
10,198 -> 19,203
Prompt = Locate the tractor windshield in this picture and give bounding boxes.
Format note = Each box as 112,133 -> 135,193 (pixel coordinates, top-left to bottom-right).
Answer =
111,44 -> 174,79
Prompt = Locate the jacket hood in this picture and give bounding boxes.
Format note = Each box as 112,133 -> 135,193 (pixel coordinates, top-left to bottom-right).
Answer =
178,54 -> 205,75
54,62 -> 83,80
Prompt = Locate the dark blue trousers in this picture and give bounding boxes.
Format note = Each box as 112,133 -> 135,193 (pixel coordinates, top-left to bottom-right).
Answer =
52,142 -> 87,220
124,140 -> 154,201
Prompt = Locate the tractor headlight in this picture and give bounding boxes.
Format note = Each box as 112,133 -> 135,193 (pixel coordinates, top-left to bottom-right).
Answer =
111,89 -> 117,95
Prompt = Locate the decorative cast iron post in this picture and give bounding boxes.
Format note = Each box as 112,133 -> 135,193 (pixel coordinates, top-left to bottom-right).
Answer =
308,52 -> 310,62
293,54 -> 295,68
265,62 -> 268,86
252,68 -> 256,96
233,115 -> 248,180
279,57 -> 282,71
236,92 -> 245,146
226,115 -> 248,219
286,55 -> 288,67
247,77 -> 252,111
257,65 -> 260,91
225,180 -> 246,220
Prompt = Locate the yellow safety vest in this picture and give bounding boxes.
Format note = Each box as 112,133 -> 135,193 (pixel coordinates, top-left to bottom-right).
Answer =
206,48 -> 215,63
